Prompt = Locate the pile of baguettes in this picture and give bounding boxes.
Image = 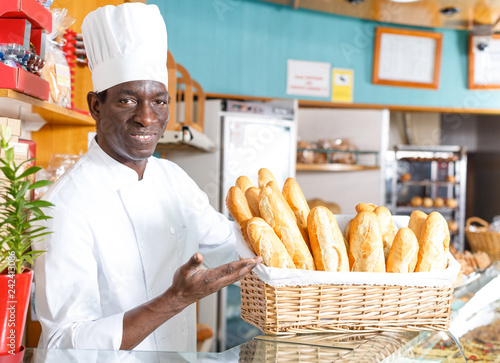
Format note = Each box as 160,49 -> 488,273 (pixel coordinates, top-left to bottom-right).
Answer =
226,168 -> 450,273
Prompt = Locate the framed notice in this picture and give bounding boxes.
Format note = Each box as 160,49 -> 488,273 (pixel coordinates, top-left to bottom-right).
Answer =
468,34 -> 500,89
286,59 -> 331,98
372,27 -> 442,89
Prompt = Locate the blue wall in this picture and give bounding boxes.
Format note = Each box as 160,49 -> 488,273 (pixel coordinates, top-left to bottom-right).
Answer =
150,0 -> 500,109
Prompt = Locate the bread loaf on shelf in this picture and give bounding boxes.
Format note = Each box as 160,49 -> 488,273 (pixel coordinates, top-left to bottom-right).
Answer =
386,227 -> 419,273
282,177 -> 310,245
307,206 -> 349,272
246,217 -> 295,269
259,184 -> 316,270
348,211 -> 386,272
225,186 -> 257,254
415,211 -> 450,272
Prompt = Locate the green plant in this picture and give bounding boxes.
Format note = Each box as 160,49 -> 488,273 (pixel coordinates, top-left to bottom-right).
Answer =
0,125 -> 54,274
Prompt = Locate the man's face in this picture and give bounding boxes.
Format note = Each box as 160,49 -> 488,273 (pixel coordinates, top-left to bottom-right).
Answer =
90,80 -> 169,172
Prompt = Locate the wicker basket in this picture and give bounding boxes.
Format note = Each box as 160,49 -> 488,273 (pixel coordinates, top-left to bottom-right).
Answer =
240,271 -> 453,336
465,217 -> 500,261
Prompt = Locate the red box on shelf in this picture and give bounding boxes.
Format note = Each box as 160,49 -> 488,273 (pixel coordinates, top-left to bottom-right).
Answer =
0,62 -> 49,100
0,18 -> 31,48
0,0 -> 52,33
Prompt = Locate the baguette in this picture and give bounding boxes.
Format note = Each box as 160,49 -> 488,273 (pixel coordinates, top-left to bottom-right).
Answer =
246,217 -> 295,269
225,186 -> 257,254
245,187 -> 261,218
355,203 -> 377,214
235,175 -> 254,192
307,206 -> 349,272
373,206 -> 398,261
408,210 -> 428,241
282,177 -> 310,246
258,168 -> 278,190
386,227 -> 419,273
343,219 -> 353,268
414,212 -> 450,272
349,211 -> 385,272
265,180 -> 283,199
259,184 -> 316,270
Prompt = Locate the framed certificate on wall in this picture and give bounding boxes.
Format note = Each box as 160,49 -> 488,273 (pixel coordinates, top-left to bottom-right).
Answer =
372,27 -> 443,89
468,34 -> 500,89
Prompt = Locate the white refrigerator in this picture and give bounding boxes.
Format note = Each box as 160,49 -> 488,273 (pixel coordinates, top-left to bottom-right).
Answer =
160,98 -> 298,351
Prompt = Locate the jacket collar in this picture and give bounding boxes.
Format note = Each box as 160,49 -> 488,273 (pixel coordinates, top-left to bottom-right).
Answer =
87,137 -> 152,190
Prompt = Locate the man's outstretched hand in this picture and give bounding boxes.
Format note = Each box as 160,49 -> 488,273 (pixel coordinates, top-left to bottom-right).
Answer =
168,253 -> 262,307
121,253 -> 261,350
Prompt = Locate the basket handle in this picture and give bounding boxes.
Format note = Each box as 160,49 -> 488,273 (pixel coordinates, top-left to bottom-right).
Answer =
466,217 -> 489,229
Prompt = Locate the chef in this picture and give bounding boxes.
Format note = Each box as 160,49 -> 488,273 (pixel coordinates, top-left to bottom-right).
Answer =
33,3 -> 261,352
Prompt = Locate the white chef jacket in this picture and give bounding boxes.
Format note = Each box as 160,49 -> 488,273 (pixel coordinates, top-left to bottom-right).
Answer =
33,138 -> 238,352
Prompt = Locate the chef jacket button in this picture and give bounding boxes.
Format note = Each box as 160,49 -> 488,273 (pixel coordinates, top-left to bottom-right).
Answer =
170,226 -> 175,234
159,338 -> 167,348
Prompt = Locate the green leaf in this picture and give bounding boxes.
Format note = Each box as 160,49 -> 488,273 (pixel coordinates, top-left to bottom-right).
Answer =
29,180 -> 53,190
18,165 -> 42,180
27,200 -> 54,208
0,165 -> 15,180
5,147 -> 14,164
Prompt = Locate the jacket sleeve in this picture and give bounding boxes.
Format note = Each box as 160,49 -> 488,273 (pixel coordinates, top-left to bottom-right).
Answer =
33,200 -> 124,350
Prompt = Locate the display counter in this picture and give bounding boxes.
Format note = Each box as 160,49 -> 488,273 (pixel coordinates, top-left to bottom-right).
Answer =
18,263 -> 500,363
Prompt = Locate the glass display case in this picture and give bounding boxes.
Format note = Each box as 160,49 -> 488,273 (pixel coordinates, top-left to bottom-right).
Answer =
386,145 -> 467,251
20,263 -> 499,363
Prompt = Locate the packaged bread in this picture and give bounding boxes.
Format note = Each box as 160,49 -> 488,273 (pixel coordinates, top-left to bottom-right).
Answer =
408,210 -> 428,241
246,217 -> 295,269
225,186 -> 257,254
307,206 -> 349,272
348,211 -> 385,272
373,206 -> 397,261
259,184 -> 316,270
386,227 -> 419,273
245,187 -> 261,218
415,212 -> 450,272
282,177 -> 310,245
235,175 -> 254,192
355,203 -> 376,214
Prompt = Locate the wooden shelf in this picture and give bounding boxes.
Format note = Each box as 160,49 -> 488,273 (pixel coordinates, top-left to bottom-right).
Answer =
296,163 -> 380,172
0,88 -> 94,126
206,92 -> 500,115
394,206 -> 457,214
398,180 -> 458,187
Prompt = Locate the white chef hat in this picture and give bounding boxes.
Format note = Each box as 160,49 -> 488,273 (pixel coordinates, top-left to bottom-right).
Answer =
81,3 -> 168,93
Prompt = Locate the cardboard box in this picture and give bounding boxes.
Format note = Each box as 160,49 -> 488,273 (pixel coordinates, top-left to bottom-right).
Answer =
0,117 -> 21,143
0,18 -> 31,48
0,0 -> 52,33
0,62 -> 49,100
